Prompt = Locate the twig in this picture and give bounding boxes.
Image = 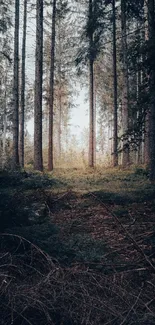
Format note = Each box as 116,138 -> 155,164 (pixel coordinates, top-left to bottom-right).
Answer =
120,288 -> 143,325
89,193 -> 155,273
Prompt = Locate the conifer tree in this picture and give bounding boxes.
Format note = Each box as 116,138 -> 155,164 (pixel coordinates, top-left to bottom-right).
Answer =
34,0 -> 43,171
12,0 -> 20,168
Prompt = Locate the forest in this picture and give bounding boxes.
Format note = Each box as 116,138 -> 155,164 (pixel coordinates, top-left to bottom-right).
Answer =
0,0 -> 155,324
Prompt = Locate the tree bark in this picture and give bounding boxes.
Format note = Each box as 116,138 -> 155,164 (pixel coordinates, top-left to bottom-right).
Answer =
112,0 -> 118,167
58,21 -> 62,159
12,0 -> 20,168
48,0 -> 56,171
34,0 -> 43,171
143,0 -> 150,165
121,0 -> 129,166
88,0 -> 95,168
2,67 -> 7,168
148,0 -> 155,180
19,0 -> 27,168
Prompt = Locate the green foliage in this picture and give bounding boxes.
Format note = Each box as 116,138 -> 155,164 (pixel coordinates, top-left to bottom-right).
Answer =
0,170 -> 23,187
67,234 -> 108,263
75,0 -> 106,68
134,166 -> 149,176
0,191 -> 30,232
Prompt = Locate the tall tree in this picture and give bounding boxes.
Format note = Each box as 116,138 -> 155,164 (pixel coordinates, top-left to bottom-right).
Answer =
48,0 -> 57,171
34,0 -> 43,171
88,0 -> 95,167
148,0 -> 155,180
112,0 -> 118,166
144,0 -> 150,165
75,0 -> 105,167
12,0 -> 20,168
0,5 -> 12,168
121,0 -> 129,166
19,0 -> 27,167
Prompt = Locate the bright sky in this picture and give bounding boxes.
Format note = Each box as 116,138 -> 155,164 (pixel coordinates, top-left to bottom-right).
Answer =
27,87 -> 89,138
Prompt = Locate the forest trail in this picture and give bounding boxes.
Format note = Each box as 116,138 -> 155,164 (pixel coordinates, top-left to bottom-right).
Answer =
1,169 -> 155,324
48,189 -> 155,272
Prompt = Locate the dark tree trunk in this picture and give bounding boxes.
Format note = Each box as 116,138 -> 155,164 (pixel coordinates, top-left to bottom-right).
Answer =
143,1 -> 150,165
121,0 -> 129,166
34,0 -> 43,171
12,0 -> 20,168
112,0 -> 118,167
19,0 -> 27,168
148,0 -> 155,180
58,88 -> 62,159
144,114 -> 150,164
88,0 -> 95,168
136,23 -> 143,164
58,21 -> 62,159
48,0 -> 56,171
2,66 -> 7,168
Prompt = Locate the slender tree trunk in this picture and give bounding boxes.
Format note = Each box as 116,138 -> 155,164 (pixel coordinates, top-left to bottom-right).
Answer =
135,22 -> 143,164
12,0 -> 20,168
2,68 -> 7,168
112,0 -> 118,167
48,0 -> 56,171
148,0 -> 155,180
89,55 -> 95,167
121,0 -> 129,166
58,22 -> 62,159
136,61 -> 143,164
88,0 -> 95,167
34,0 -> 43,171
144,0 -> 150,165
94,68 -> 97,165
58,89 -> 62,159
19,0 -> 27,168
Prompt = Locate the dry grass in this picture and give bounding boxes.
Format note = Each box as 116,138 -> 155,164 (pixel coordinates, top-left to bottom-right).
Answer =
1,232 -> 155,325
0,167 -> 155,324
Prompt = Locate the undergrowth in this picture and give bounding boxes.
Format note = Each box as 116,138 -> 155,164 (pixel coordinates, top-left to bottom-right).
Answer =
0,167 -> 155,324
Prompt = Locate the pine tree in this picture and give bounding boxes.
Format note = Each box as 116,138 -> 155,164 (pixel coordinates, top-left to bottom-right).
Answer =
88,0 -> 95,168
34,0 -> 43,171
121,0 -> 129,166
12,0 -> 20,168
112,0 -> 118,166
148,0 -> 155,180
19,0 -> 27,167
48,0 -> 57,171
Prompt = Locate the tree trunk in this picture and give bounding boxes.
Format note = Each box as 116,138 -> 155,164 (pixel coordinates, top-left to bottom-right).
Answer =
58,22 -> 62,159
136,63 -> 143,164
112,0 -> 118,167
48,0 -> 56,171
136,22 -> 143,165
12,0 -> 20,168
144,0 -> 150,165
148,0 -> 155,180
121,0 -> 129,166
34,0 -> 43,171
19,0 -> 27,168
58,90 -> 62,159
2,68 -> 7,168
88,0 -> 95,168
94,68 -> 97,165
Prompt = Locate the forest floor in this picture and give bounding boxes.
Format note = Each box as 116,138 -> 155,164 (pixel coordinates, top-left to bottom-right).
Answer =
0,166 -> 155,324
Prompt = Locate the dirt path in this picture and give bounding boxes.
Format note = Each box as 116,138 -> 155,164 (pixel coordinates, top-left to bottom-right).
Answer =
1,170 -> 155,324
47,191 -> 155,273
